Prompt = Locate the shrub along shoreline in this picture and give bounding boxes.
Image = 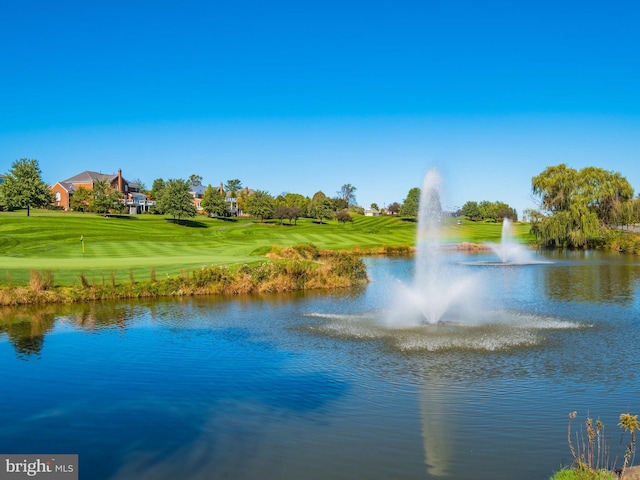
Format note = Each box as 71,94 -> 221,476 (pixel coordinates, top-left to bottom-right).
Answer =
0,241 -> 513,307
0,245 -> 369,306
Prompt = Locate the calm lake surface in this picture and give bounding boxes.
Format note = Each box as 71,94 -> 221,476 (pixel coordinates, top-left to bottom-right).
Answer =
1,251 -> 640,479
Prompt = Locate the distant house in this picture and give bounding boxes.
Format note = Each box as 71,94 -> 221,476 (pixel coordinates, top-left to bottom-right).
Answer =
50,169 -> 155,213
189,183 -> 257,215
190,184 -> 207,213
364,208 -> 380,217
217,182 -> 255,216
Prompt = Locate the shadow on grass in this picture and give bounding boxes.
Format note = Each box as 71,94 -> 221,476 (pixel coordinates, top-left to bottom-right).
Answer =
105,214 -> 137,220
211,216 -> 238,222
400,217 -> 417,223
165,219 -> 208,228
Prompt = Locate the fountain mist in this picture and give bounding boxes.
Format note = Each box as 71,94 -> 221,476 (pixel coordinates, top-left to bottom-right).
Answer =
388,169 -> 482,326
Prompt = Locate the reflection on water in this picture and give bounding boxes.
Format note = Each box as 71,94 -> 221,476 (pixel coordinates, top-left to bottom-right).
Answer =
1,251 -> 640,479
419,381 -> 452,477
543,255 -> 640,304
0,307 -> 56,358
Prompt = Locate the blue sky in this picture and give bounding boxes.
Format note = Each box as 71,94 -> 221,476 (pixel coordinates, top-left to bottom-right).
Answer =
1,0 -> 639,215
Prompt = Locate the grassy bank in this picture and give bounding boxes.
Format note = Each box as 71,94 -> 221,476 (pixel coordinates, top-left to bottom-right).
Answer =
0,210 -> 534,287
0,247 -> 368,306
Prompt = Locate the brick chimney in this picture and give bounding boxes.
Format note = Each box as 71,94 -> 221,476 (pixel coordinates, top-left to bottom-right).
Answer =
117,169 -> 123,192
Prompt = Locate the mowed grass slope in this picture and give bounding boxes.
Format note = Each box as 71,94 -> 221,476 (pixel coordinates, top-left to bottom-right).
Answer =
0,210 -> 533,286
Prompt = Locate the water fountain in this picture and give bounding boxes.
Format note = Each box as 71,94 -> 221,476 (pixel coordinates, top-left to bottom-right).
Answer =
311,168 -> 570,336
302,168 -> 585,478
396,169 -> 482,325
485,218 -> 547,265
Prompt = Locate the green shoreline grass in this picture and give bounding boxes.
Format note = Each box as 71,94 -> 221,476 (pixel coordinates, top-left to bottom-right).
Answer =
0,209 -> 534,289
0,248 -> 369,306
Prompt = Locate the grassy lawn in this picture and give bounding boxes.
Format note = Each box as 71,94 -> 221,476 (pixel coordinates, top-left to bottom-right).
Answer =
0,210 -> 534,286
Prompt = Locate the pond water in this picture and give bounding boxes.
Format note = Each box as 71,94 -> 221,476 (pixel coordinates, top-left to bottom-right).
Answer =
1,251 -> 640,479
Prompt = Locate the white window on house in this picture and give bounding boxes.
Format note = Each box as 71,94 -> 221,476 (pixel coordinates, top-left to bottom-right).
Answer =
55,192 -> 61,201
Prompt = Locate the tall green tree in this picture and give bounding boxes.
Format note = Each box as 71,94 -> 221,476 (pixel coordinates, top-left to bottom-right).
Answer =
283,193 -> 310,217
3,158 -> 52,216
200,184 -> 227,217
478,201 -> 497,222
495,202 -> 517,222
245,190 -> 274,222
579,166 -> 634,226
337,184 -> 357,207
70,186 -> 91,212
157,179 -> 197,220
188,174 -> 203,187
460,201 -> 481,220
310,197 -> 335,223
400,187 -> 420,217
531,163 -> 577,213
150,178 -> 166,213
91,178 -> 122,215
131,178 -> 148,194
633,197 -> 640,226
531,164 -> 634,247
332,197 -> 349,210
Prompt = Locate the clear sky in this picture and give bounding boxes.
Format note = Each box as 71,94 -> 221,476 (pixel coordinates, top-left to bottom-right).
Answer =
1,0 -> 639,216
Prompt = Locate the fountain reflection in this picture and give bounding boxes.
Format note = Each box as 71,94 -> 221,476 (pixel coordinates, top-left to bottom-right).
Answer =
419,380 -> 453,477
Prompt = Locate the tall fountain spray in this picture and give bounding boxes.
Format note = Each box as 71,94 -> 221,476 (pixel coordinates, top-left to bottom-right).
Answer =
390,169 -> 482,325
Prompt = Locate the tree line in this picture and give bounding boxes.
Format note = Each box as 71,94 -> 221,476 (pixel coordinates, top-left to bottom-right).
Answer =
458,200 -> 518,222
149,176 -> 361,224
4,158 -> 639,249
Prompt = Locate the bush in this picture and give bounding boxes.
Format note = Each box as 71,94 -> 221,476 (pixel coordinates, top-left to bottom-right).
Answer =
550,464 -> 616,480
30,270 -> 54,292
269,243 -> 319,260
191,265 -> 231,288
325,252 -> 368,281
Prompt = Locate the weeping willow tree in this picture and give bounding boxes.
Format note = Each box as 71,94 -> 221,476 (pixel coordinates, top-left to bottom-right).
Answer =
528,164 -> 634,248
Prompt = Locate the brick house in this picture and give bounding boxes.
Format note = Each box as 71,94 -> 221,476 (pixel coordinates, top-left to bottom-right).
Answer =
51,169 -> 154,213
190,184 -> 206,213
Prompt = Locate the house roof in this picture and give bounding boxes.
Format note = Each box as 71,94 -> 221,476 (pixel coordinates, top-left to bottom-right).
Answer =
59,170 -> 138,191
53,182 -> 77,193
62,171 -> 117,184
190,184 -> 207,196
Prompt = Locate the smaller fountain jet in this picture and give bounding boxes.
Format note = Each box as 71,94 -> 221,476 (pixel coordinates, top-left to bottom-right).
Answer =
488,218 -> 534,264
486,218 -> 551,265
